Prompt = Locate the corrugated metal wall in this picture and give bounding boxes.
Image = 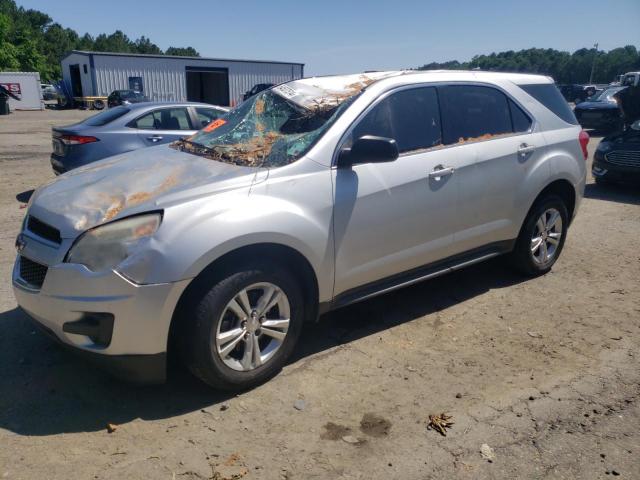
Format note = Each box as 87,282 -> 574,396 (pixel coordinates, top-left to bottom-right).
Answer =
61,53 -> 93,97
90,54 -> 303,106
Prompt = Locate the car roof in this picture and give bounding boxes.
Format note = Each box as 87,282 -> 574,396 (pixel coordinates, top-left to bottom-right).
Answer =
125,101 -> 229,110
297,70 -> 553,90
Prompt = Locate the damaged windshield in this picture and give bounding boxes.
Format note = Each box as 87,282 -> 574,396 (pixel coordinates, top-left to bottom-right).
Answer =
172,87 -> 356,168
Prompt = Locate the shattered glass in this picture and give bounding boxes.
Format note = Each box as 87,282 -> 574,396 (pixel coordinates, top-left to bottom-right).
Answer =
172,72 -> 404,168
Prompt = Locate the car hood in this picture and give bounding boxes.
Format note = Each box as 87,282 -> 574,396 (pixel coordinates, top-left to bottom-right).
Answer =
28,145 -> 264,238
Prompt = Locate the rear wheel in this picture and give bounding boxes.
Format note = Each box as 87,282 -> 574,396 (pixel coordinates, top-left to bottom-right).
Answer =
510,195 -> 568,276
181,261 -> 304,390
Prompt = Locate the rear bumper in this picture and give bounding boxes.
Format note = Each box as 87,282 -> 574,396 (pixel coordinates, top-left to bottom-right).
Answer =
575,110 -> 622,130
50,153 -> 98,174
577,117 -> 622,130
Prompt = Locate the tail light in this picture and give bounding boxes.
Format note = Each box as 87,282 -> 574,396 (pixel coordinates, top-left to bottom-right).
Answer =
579,130 -> 589,160
59,135 -> 98,145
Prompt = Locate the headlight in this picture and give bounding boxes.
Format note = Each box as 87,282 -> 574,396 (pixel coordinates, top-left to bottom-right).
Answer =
66,213 -> 161,272
596,142 -> 611,152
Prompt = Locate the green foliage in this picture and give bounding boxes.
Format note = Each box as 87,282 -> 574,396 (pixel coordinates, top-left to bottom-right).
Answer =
165,46 -> 200,57
418,46 -> 640,84
0,0 -> 200,81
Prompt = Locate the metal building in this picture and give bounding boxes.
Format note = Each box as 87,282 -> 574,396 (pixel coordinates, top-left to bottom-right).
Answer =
61,50 -> 304,107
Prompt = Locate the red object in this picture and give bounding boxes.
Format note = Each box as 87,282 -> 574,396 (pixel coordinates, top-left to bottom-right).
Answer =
202,118 -> 226,133
60,135 -> 99,145
579,130 -> 589,160
0,82 -> 21,95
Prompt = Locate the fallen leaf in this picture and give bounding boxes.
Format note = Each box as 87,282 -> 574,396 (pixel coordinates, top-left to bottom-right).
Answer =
106,423 -> 117,434
427,413 -> 454,436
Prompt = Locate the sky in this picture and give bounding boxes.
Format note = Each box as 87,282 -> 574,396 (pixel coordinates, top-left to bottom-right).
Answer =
15,0 -> 640,76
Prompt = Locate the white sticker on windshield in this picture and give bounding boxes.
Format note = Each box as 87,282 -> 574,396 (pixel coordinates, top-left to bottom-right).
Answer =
273,84 -> 297,99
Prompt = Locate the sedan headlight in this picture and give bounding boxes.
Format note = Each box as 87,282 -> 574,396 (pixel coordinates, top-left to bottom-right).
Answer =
66,213 -> 161,272
596,141 -> 611,152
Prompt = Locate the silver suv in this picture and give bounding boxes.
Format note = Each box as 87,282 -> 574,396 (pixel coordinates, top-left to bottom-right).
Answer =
13,71 -> 588,389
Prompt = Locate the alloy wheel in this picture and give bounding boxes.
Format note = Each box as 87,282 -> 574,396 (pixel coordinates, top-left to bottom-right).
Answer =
215,282 -> 290,372
530,208 -> 563,265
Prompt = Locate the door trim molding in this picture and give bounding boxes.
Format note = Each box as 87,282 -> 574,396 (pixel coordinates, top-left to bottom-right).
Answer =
320,239 -> 515,314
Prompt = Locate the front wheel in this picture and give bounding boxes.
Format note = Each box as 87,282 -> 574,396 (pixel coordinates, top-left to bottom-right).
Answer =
181,261 -> 304,390
510,195 -> 569,276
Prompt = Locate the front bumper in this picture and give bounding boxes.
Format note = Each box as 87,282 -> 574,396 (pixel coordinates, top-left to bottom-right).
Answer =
593,154 -> 640,185
12,253 -> 190,384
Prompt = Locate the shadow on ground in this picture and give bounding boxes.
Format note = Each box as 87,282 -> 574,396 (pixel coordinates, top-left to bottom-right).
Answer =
0,258 -> 525,436
584,181 -> 640,206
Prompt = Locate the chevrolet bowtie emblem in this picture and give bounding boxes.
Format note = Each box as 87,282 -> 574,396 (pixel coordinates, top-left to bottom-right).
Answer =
15,233 -> 26,253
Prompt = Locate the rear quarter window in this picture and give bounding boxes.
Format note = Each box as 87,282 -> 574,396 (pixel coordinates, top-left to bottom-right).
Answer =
519,84 -> 578,125
83,106 -> 130,126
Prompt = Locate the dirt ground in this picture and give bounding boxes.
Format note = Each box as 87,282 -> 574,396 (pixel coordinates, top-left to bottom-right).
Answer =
0,108 -> 639,480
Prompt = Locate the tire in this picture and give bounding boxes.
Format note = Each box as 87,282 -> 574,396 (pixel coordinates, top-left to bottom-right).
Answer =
510,194 -> 569,276
93,99 -> 105,110
181,261 -> 304,390
595,176 -> 611,186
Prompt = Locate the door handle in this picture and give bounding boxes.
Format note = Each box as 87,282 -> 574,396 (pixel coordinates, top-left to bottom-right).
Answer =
428,165 -> 455,179
518,143 -> 536,157
147,135 -> 163,142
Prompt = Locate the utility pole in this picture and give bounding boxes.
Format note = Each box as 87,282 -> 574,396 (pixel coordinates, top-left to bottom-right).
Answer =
589,42 -> 599,84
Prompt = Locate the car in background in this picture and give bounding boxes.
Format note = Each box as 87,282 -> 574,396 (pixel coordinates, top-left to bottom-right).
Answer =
242,83 -> 274,101
592,120 -> 640,185
41,83 -> 57,100
50,102 -> 228,173
559,84 -> 584,103
107,90 -> 148,108
573,86 -> 626,131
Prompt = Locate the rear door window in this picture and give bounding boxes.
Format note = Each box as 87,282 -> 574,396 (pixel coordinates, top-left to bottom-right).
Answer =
519,83 -> 578,125
83,106 -> 130,126
438,85 -> 513,145
133,108 -> 193,130
350,86 -> 442,154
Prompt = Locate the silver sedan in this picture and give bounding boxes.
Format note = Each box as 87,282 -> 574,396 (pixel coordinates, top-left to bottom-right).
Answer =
50,102 -> 228,174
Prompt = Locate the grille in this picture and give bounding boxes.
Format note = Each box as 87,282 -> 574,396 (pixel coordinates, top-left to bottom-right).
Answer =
605,150 -> 640,168
27,216 -> 61,244
19,256 -> 48,289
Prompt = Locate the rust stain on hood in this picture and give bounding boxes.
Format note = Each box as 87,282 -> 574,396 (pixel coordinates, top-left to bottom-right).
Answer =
28,145 -> 260,236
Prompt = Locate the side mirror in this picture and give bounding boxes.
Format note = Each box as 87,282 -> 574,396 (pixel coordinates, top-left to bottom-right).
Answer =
337,135 -> 399,168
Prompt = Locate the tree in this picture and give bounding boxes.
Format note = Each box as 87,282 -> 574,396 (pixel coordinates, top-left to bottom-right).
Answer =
93,30 -> 134,53
165,46 -> 200,57
42,23 -> 78,79
417,46 -> 640,84
0,12 -> 20,70
134,36 -> 162,54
